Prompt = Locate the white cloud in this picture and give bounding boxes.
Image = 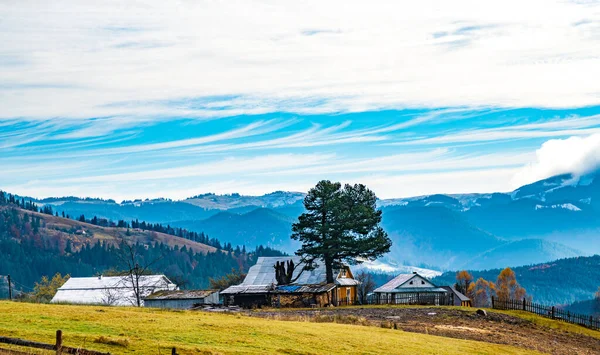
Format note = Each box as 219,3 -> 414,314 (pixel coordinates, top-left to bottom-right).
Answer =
1,0 -> 599,120
512,133 -> 600,186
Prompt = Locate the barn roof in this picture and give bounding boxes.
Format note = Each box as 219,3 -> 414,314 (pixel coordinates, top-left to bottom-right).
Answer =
51,274 -> 177,306
221,257 -> 358,295
241,257 -> 358,286
57,275 -> 174,290
144,289 -> 218,300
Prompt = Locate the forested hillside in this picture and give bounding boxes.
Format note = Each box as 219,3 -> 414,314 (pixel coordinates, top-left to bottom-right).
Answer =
0,191 -> 284,297
432,255 -> 600,305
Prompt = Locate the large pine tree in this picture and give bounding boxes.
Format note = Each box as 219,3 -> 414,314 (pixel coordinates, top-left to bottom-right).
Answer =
291,180 -> 392,283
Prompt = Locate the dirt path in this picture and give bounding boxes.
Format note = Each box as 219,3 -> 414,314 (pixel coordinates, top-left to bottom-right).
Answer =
245,307 -> 600,355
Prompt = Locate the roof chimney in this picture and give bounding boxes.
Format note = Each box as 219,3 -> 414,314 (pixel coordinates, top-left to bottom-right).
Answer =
412,272 -> 418,274
98,274 -> 103,280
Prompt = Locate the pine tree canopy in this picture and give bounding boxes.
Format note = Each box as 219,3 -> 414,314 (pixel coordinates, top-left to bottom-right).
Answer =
291,180 -> 392,283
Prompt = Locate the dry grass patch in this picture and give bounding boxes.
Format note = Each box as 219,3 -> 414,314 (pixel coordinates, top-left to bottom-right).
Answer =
0,302 -> 542,355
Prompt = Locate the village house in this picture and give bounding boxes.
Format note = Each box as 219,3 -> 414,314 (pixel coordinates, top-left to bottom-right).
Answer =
221,256 -> 359,308
51,274 -> 177,306
143,290 -> 220,309
372,272 -> 454,305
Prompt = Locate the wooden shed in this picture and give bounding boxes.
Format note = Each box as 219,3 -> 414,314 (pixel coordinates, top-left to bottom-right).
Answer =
441,286 -> 472,307
143,290 -> 220,309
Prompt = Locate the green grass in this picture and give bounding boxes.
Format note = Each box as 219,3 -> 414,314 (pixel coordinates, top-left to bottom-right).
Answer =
0,302 -> 542,355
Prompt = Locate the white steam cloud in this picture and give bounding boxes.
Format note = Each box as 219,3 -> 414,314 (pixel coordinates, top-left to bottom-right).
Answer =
513,134 -> 600,186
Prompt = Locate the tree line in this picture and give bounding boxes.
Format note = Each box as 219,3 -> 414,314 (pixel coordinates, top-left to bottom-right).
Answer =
454,268 -> 527,307
0,190 -> 236,251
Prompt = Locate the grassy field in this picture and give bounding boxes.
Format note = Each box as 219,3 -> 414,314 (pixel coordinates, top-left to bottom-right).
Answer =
0,302 -> 541,355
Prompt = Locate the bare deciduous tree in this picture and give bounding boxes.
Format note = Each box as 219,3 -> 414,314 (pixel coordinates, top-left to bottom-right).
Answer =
355,270 -> 376,304
114,235 -> 164,307
100,286 -> 121,306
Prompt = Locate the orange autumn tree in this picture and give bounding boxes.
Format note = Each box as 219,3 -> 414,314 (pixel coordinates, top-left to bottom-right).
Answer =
472,278 -> 495,307
455,270 -> 474,296
496,267 -> 527,301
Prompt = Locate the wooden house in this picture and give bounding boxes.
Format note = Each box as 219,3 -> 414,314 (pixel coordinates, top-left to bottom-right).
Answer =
221,256 -> 359,308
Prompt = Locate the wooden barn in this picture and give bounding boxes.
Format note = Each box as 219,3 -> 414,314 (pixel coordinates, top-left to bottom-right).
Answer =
221,256 -> 359,308
143,290 -> 220,309
51,275 -> 177,306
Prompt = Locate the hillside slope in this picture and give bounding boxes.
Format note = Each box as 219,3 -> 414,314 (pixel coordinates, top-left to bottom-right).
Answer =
432,255 -> 600,305
0,302 -> 549,355
171,208 -> 297,250
0,205 -> 281,292
0,205 -> 216,255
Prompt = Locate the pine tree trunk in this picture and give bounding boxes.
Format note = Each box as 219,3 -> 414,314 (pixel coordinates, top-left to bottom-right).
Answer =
325,257 -> 334,284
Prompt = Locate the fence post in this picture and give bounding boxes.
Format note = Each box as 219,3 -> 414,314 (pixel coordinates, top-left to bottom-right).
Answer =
522,298 -> 526,311
55,330 -> 62,355
551,306 -> 555,319
7,275 -> 12,301
491,296 -> 495,309
171,347 -> 177,355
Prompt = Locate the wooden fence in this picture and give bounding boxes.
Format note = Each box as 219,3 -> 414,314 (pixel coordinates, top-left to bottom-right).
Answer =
0,330 -> 111,355
0,331 -> 182,355
492,296 -> 600,331
368,293 -> 454,306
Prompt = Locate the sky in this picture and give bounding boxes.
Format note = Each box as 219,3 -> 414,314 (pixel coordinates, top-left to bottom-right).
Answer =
1,0 -> 600,201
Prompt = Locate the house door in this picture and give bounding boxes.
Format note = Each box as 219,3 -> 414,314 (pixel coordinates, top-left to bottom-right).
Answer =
346,288 -> 351,304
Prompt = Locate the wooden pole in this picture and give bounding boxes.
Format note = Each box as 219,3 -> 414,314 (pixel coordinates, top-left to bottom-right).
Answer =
171,347 -> 177,355
7,275 -> 12,301
522,298 -> 526,311
55,330 -> 62,355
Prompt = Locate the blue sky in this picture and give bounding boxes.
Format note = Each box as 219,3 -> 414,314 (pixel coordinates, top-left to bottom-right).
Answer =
1,1 -> 600,201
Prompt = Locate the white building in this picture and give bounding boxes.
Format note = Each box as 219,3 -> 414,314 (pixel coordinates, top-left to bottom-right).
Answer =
372,272 -> 450,305
51,275 -> 177,306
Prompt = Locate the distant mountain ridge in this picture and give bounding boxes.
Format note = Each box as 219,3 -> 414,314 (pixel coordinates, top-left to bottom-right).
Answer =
9,171 -> 600,270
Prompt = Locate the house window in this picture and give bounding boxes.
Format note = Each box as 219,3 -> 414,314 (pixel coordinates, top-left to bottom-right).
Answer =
421,280 -> 425,285
409,281 -> 413,285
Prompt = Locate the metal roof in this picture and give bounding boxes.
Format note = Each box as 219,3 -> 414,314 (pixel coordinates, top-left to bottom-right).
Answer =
240,256 -> 357,286
220,285 -> 273,295
51,275 -> 177,306
275,283 -> 337,294
221,257 -> 358,295
441,286 -> 471,301
373,273 -> 443,293
373,274 -> 417,293
143,289 -> 218,300
57,275 -> 175,290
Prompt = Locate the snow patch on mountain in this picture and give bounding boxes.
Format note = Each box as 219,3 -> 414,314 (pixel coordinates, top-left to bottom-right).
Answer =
535,203 -> 581,211
357,259 -> 442,278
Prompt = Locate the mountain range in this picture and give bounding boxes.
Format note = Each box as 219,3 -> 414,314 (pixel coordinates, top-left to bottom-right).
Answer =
21,172 -> 600,271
